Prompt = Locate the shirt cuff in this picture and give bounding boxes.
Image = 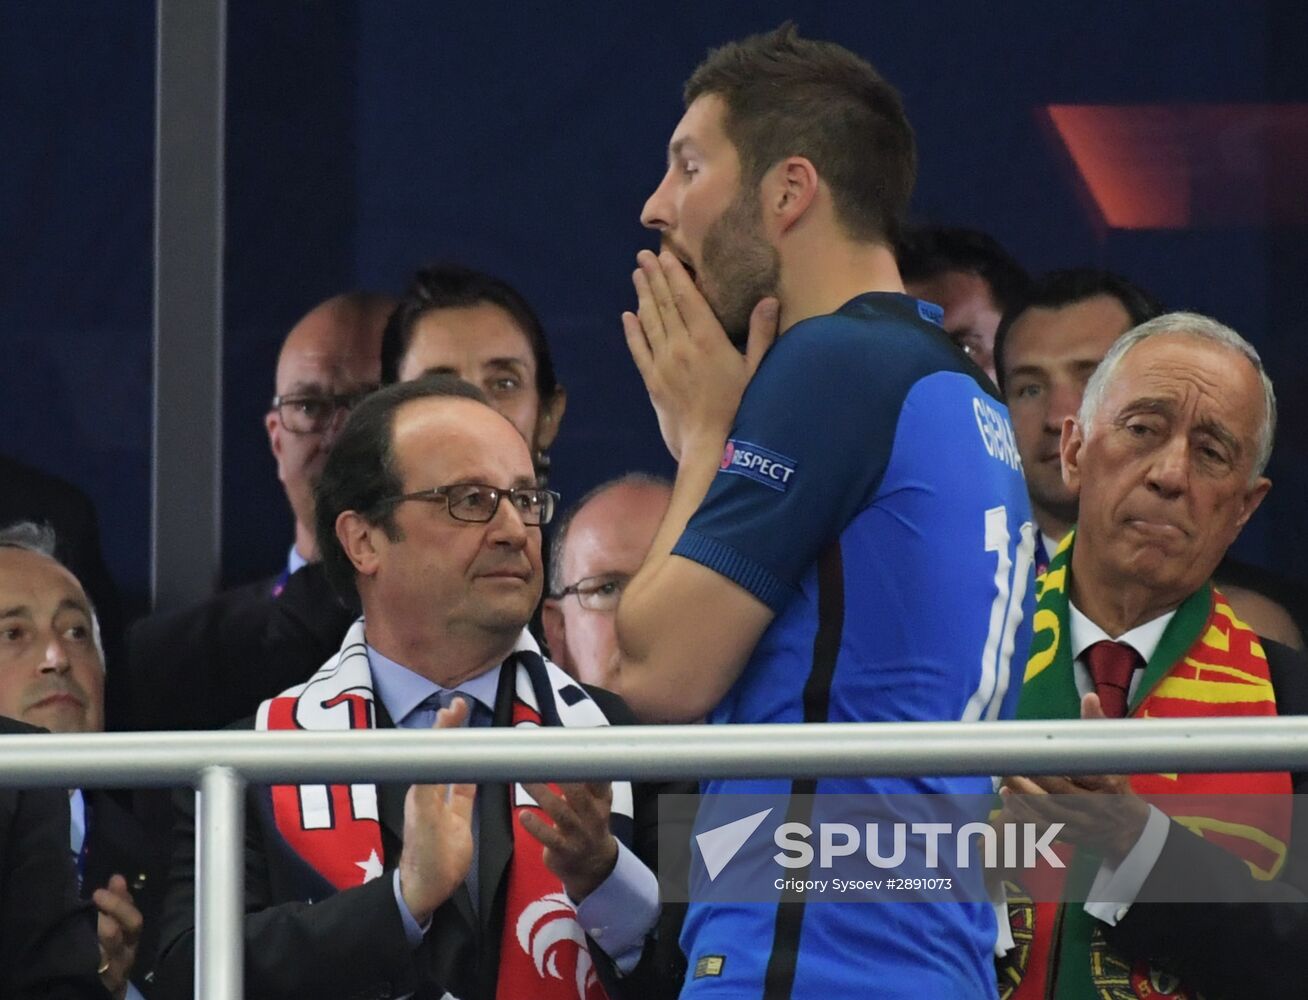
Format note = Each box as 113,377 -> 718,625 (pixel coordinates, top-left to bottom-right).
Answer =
125,982 -> 148,1000
672,529 -> 795,614
991,878 -> 1016,957
572,840 -> 659,974
1083,805 -> 1170,926
392,869 -> 433,948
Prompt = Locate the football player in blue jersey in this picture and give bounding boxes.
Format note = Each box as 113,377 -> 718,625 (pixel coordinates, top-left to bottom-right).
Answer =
612,23 -> 1037,999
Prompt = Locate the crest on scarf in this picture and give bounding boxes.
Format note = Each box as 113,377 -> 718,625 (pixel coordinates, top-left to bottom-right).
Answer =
1089,926 -> 1206,999
515,892 -> 604,1000
996,883 -> 1034,1000
1000,899 -> 1209,1000
497,697 -> 612,1000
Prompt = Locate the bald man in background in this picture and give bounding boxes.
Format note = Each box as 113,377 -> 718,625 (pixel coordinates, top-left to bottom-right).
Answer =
266,294 -> 398,569
542,473 -> 672,689
115,292 -> 395,733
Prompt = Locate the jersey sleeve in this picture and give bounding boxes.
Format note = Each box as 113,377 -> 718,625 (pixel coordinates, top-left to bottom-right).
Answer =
673,321 -> 912,613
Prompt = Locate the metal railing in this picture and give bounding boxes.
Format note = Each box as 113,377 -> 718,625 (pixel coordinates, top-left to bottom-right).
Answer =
4,716 -> 1308,1000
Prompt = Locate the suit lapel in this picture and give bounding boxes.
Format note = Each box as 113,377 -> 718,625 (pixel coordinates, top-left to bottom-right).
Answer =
475,659 -> 519,997
372,697 -> 404,846
82,791 -> 150,898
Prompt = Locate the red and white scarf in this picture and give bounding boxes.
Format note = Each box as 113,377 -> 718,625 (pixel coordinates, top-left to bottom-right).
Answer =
256,619 -> 633,1000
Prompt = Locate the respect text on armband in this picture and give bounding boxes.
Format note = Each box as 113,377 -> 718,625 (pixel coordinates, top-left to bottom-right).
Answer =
720,439 -> 797,492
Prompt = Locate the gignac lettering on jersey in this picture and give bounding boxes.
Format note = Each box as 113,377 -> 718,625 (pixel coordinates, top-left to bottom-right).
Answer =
972,398 -> 1022,472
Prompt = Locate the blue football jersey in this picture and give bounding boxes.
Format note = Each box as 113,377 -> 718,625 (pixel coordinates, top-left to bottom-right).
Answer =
672,293 -> 1036,998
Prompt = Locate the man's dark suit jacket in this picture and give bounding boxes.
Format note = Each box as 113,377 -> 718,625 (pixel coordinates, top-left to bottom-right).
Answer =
83,789 -> 169,995
151,672 -> 661,1000
1100,638 -> 1308,999
0,716 -> 107,999
115,561 -> 354,733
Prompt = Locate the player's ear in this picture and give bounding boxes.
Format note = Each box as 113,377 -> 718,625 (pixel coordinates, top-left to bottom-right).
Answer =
767,156 -> 819,234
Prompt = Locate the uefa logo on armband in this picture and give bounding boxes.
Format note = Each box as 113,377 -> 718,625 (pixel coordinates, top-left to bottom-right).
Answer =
720,439 -> 797,492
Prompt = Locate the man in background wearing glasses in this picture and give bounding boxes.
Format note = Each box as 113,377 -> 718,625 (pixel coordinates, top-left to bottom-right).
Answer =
543,473 -> 672,690
265,293 -> 396,579
116,292 -> 394,733
153,374 -> 659,1000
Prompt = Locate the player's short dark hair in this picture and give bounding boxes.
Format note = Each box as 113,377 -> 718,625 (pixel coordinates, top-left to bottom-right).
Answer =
314,373 -> 488,596
993,268 -> 1165,392
896,225 -> 1030,315
685,23 -> 916,245
380,263 -> 559,403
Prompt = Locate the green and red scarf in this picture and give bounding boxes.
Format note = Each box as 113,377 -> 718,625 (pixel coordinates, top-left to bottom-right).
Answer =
1000,531 -> 1291,1000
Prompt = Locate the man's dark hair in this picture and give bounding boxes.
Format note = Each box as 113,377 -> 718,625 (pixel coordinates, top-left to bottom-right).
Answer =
896,225 -> 1029,315
993,268 -> 1165,392
546,472 -> 673,595
380,263 -> 559,403
314,373 -> 489,596
686,23 -> 916,245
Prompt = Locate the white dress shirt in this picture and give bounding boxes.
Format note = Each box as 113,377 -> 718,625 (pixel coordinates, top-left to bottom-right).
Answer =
996,602 -> 1179,954
1068,602 -> 1175,926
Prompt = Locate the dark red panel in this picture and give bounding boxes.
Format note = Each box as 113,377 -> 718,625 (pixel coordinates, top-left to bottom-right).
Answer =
1045,104 -> 1308,229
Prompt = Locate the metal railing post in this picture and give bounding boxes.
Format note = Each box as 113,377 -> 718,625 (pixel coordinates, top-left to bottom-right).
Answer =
197,766 -> 245,1000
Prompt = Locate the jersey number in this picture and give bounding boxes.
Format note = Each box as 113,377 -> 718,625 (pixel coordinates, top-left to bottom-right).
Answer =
963,506 -> 1034,721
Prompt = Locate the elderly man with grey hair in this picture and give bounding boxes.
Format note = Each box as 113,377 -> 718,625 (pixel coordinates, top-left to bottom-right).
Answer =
0,521 -> 165,1000
995,313 -> 1308,999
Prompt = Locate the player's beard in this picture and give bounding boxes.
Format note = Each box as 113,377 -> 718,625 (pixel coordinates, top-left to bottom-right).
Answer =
699,186 -> 780,349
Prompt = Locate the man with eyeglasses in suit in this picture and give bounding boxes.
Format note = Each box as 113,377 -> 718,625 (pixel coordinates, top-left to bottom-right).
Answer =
542,473 -> 672,690
153,374 -> 659,1000
117,292 -> 395,734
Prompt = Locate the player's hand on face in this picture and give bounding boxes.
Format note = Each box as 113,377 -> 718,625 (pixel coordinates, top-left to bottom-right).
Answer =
519,781 -> 619,903
622,249 -> 778,461
93,874 -> 142,1000
398,699 -> 477,923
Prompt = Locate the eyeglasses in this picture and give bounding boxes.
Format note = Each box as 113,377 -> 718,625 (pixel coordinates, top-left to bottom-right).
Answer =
552,573 -> 630,612
270,388 -> 378,434
377,483 -> 559,526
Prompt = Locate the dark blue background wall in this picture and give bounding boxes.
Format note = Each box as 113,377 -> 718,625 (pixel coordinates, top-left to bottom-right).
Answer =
2,1 -> 1305,614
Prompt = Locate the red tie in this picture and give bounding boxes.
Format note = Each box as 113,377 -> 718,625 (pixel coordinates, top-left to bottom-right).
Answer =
1085,641 -> 1141,718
